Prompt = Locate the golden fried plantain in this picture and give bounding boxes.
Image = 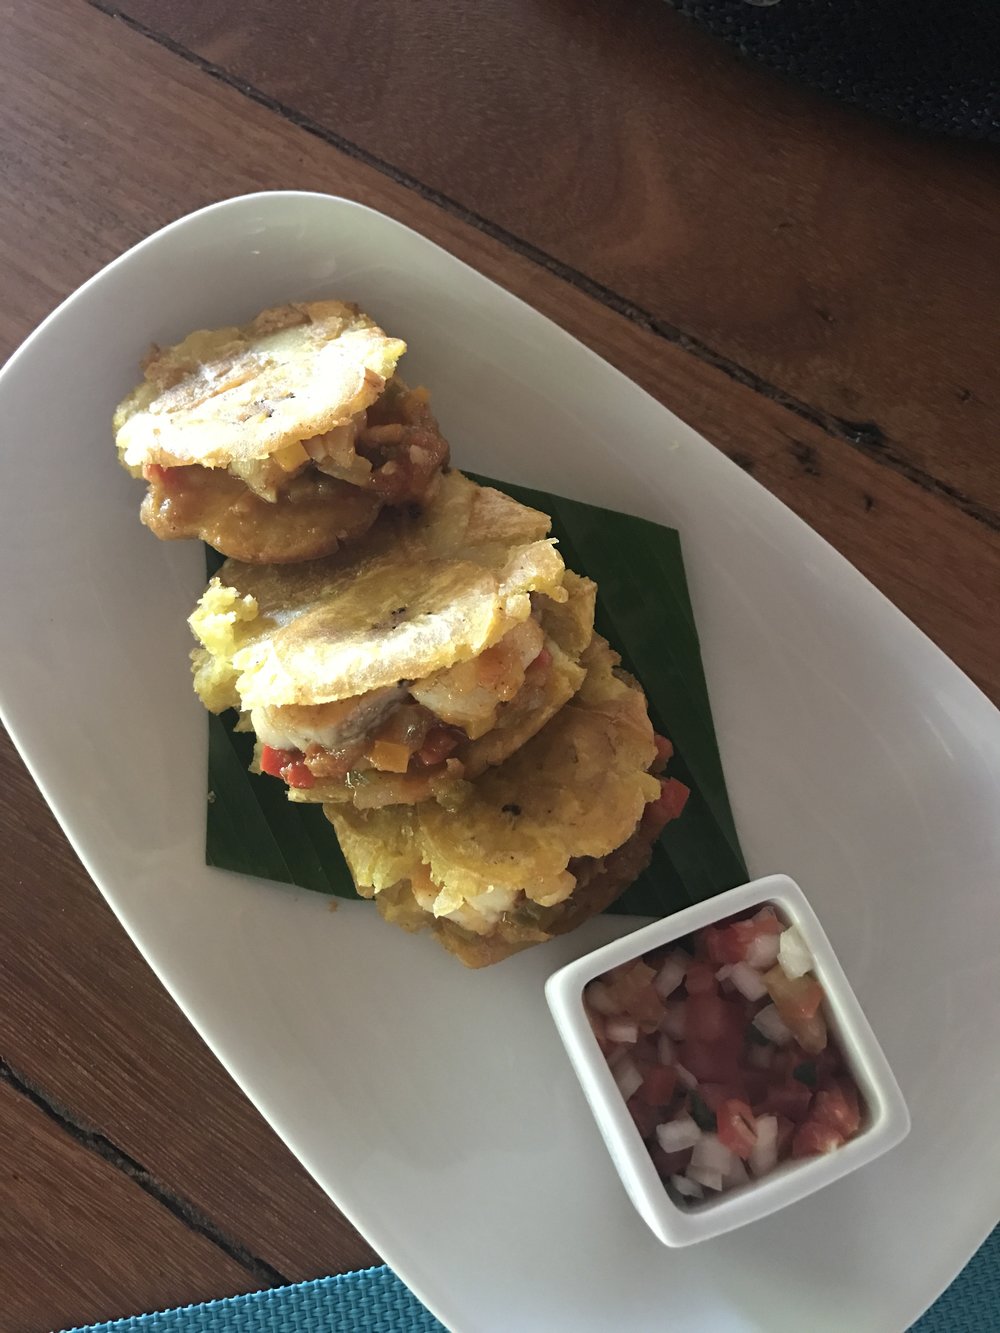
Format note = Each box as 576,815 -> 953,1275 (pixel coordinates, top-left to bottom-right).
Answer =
327,635 -> 662,964
189,471 -> 567,711
115,301 -> 405,470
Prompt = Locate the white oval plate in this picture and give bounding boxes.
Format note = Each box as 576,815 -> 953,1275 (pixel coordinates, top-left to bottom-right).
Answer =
1,192 -> 997,1333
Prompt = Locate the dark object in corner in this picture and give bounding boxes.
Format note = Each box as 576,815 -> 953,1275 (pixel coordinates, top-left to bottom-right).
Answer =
665,0 -> 999,142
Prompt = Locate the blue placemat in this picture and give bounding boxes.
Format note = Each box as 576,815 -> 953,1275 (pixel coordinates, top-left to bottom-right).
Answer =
60,1268 -> 443,1333
60,1227 -> 1000,1333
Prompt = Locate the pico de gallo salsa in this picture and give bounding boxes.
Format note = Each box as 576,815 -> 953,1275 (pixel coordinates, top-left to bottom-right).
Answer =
583,906 -> 864,1203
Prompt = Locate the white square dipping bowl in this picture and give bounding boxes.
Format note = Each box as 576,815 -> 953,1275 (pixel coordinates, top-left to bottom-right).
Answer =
544,873 -> 910,1246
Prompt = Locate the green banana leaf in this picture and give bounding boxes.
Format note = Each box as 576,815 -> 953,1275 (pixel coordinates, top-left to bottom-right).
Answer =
205,477 -> 747,917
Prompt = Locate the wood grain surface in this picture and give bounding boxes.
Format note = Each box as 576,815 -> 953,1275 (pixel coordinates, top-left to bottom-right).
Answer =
1,0 -> 998,1329
103,0 -> 1000,527
0,1076 -> 254,1329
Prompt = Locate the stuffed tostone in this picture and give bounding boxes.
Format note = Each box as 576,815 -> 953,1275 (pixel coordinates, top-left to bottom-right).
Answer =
189,471 -> 597,809
327,636 -> 689,966
115,300 -> 448,562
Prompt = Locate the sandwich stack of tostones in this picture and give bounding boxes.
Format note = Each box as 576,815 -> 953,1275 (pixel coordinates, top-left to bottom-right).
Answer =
120,294 -> 690,966
329,636 -> 688,966
114,300 -> 449,563
189,468 -> 689,965
190,471 -> 596,810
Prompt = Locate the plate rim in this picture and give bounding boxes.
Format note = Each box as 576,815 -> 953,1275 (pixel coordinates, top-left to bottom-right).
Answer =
1,188 -> 998,1331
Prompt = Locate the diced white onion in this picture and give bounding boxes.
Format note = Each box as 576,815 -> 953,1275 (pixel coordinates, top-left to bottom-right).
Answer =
606,1017 -> 638,1044
691,1132 -> 734,1176
613,1057 -> 643,1101
715,964 -> 733,982
656,1032 -> 676,1066
686,1166 -> 723,1191
655,1114 -> 701,1153
747,1042 -> 774,1070
660,1002 -> 686,1040
745,933 -> 781,970
753,1003 -> 793,1045
606,1044 -> 627,1069
674,1062 -> 698,1090
749,1114 -> 779,1177
586,980 -> 620,1016
754,907 -> 782,928
730,960 -> 768,1001
723,1155 -> 750,1189
653,953 -> 687,998
670,1174 -> 703,1198
778,925 -> 813,980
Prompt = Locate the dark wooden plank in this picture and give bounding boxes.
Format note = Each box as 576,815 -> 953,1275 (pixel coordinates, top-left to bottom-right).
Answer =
0,729 -> 380,1287
1,1 -> 998,1326
105,0 -> 1000,525
1,1 -> 996,704
0,1076 -> 255,1333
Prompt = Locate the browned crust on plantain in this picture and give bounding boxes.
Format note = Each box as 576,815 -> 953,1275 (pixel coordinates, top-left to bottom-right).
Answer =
391,801 -> 663,968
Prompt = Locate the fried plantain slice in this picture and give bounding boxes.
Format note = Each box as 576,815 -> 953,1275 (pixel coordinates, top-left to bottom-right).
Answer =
115,301 -> 405,470
327,636 -> 663,964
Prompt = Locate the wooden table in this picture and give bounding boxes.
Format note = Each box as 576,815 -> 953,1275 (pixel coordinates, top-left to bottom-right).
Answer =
2,2 -> 998,1328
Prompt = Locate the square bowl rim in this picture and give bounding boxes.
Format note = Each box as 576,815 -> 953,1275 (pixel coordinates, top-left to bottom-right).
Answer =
544,873 -> 911,1245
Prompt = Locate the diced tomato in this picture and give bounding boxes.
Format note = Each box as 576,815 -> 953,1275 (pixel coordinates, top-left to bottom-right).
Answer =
653,733 -> 674,767
680,1040 -> 741,1084
813,1081 -> 861,1138
659,777 -> 690,820
414,727 -> 460,768
686,994 -> 727,1043
650,1145 -> 692,1178
725,921 -> 760,962
686,994 -> 744,1046
593,913 -> 860,1192
259,744 -> 289,778
627,1095 -> 660,1139
639,1064 -> 678,1107
704,914 -> 785,967
685,960 -> 717,996
792,1119 -> 845,1159
763,966 -> 828,1053
717,1099 -> 758,1160
758,1079 -> 813,1124
259,744 -> 314,788
641,778 -> 690,836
